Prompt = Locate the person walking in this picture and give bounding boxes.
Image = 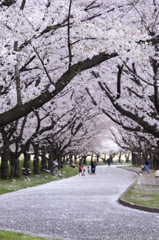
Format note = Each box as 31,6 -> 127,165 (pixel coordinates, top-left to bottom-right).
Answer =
82,166 -> 86,176
91,161 -> 96,174
145,159 -> 150,173
78,164 -> 82,176
107,158 -> 111,167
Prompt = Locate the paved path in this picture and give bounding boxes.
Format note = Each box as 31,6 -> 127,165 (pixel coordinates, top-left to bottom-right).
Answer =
0,166 -> 159,240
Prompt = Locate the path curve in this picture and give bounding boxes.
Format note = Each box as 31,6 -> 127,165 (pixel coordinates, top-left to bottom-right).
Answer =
0,166 -> 159,240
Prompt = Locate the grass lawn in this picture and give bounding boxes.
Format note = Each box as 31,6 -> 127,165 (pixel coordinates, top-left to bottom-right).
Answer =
119,165 -> 159,209
0,230 -> 60,240
0,164 -> 78,195
123,181 -> 159,208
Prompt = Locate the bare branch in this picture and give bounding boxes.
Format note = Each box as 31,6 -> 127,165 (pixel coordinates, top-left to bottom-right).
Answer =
14,41 -> 22,106
20,0 -> 26,10
67,0 -> 72,70
32,45 -> 55,86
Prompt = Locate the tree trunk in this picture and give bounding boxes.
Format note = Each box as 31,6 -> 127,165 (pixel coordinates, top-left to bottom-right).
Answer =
57,155 -> 62,170
125,153 -> 130,163
48,144 -> 54,174
10,155 -> 19,178
41,149 -> 47,171
61,155 -> 66,165
1,149 -> 9,179
118,152 -> 122,163
74,155 -> 77,164
132,152 -> 143,166
103,154 -> 107,163
91,152 -> 93,163
152,153 -> 159,170
33,144 -> 40,174
23,145 -> 31,175
69,154 -> 73,166
83,155 -> 87,165
96,154 -> 99,165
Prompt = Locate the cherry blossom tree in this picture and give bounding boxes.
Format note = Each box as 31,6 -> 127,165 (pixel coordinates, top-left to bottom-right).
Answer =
1,0 -> 159,178
81,1 -> 159,161
0,0 -> 154,127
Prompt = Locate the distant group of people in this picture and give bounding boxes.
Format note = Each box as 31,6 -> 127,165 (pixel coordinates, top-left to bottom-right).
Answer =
78,161 -> 97,176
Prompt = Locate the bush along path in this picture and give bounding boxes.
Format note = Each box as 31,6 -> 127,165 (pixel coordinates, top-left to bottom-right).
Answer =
118,166 -> 159,213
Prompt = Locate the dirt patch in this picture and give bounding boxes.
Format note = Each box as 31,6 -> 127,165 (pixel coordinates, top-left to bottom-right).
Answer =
119,166 -> 159,185
138,171 -> 159,186
119,166 -> 159,209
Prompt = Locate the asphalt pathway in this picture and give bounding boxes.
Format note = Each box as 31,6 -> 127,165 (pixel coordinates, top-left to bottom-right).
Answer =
0,166 -> 159,240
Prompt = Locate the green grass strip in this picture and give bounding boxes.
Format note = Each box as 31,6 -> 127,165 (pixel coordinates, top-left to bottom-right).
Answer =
0,230 -> 60,240
0,165 -> 78,195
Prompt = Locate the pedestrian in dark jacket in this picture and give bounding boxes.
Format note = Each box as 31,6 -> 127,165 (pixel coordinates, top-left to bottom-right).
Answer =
91,161 -> 96,174
145,159 -> 150,173
107,158 -> 111,167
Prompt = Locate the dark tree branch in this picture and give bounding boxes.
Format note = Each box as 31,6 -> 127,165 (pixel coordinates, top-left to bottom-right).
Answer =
14,41 -> 22,106
32,45 -> 54,85
85,87 -> 97,106
116,64 -> 123,99
20,0 -> 26,10
0,52 -> 118,127
0,0 -> 16,7
151,57 -> 159,115
67,0 -> 72,70
98,80 -> 159,137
